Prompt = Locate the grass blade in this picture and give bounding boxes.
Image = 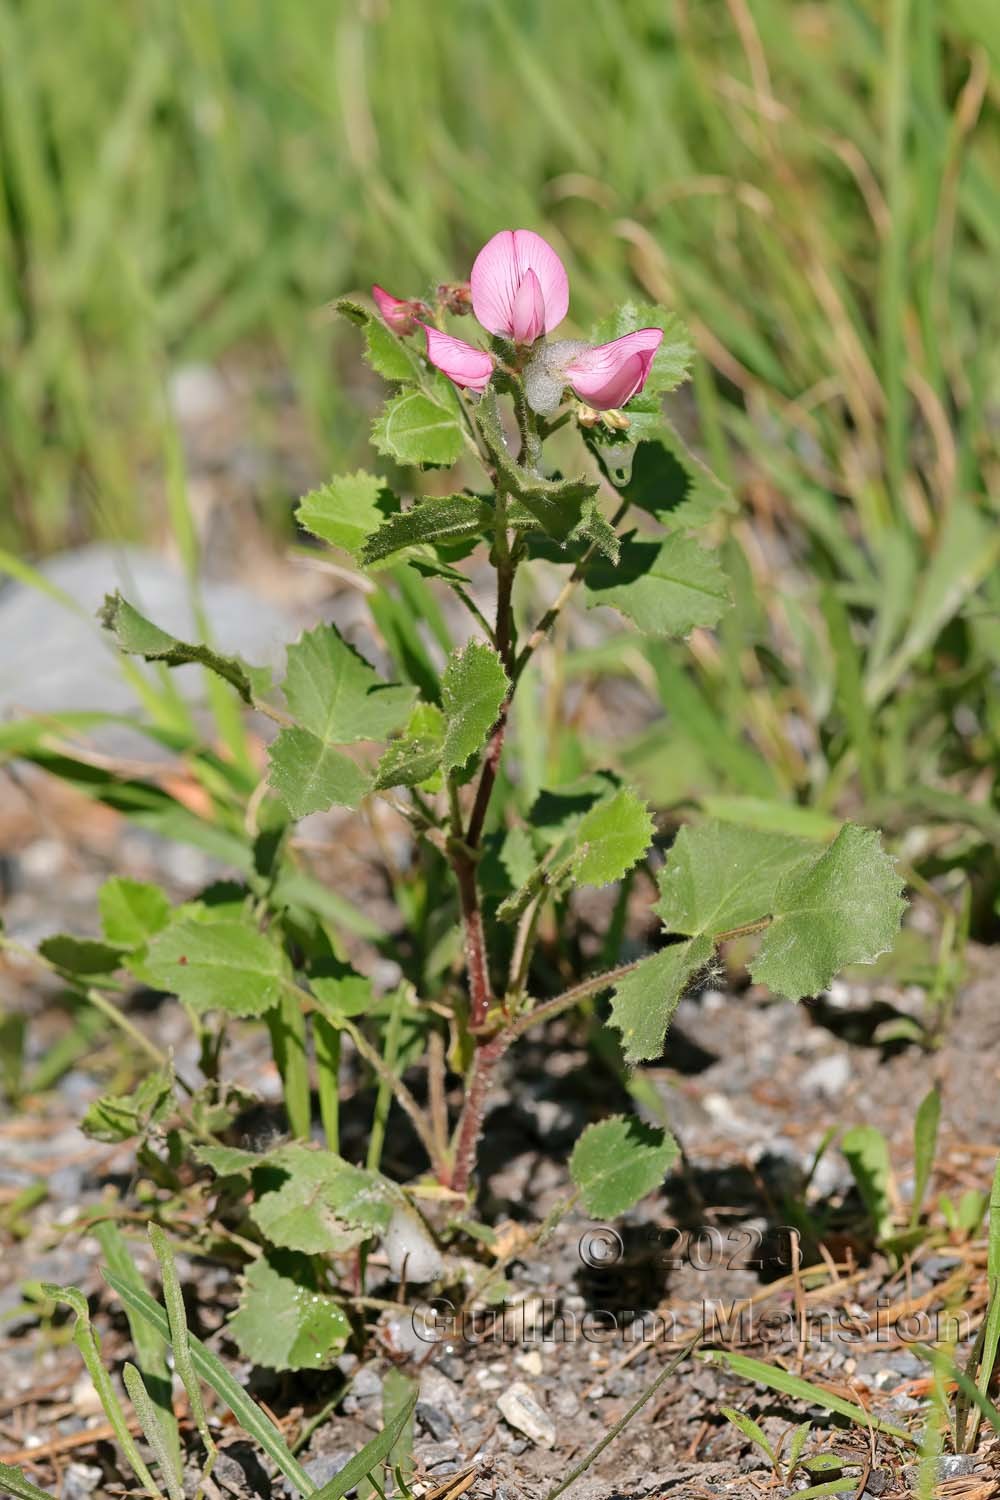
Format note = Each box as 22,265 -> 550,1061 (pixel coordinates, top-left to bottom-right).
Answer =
910,1087 -> 941,1229
312,1390 -> 419,1500
147,1225 -> 216,1473
123,1363 -> 185,1500
704,1349 -> 914,1443
93,1220 -> 179,1475
42,1284 -> 164,1499
268,988 -> 312,1139
314,1015 -> 341,1154
102,1268 -> 317,1496
544,1335 -> 700,1500
968,1153 -> 1000,1448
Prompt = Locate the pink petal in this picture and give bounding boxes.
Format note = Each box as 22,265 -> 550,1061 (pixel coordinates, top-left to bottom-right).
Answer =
372,284 -> 419,335
563,328 -> 664,410
510,268 -> 546,343
470,229 -> 569,339
421,324 -> 494,393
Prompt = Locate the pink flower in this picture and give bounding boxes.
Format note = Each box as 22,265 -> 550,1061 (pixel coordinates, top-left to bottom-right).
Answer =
421,325 -> 494,394
471,230 -> 569,343
372,284 -> 428,335
562,328 -> 664,410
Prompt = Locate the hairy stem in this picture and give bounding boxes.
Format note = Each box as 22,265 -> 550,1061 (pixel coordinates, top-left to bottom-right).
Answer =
446,959 -> 642,1194
448,1033 -> 511,1194
447,774 -> 493,1030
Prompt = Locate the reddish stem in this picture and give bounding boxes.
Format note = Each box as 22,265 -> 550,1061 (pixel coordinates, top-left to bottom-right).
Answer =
454,853 -> 493,1031
447,1033 -> 511,1195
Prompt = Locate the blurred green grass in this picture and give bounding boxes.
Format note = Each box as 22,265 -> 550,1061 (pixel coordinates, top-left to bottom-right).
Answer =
2,0 -> 996,552
2,0 -> 999,923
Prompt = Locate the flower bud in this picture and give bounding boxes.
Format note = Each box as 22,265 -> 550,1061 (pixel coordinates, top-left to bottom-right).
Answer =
372,284 -> 430,336
437,282 -> 473,316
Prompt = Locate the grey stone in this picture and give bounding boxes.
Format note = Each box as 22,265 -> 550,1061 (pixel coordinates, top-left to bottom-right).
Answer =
0,544 -> 293,754
419,1367 -> 466,1424
351,1363 -> 384,1400
799,1053 -> 851,1097
60,1463 -> 103,1500
290,1451 -> 353,1493
904,1454 -> 977,1486
416,1401 -> 454,1441
496,1382 -> 556,1448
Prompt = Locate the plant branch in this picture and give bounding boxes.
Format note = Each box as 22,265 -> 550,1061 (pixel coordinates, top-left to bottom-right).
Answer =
505,959 -> 642,1043
466,498 -> 516,849
446,958 -> 644,1194
447,776 -> 494,1030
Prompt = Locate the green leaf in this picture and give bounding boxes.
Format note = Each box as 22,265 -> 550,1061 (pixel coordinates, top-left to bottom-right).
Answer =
719,1407 -> 775,1463
574,787 -> 654,887
268,728 -> 370,817
193,1144 -> 263,1176
38,933 -> 124,976
247,1143 -> 398,1238
312,1388 -> 419,1500
282,625 -> 417,745
440,640 -> 508,771
750,825 -> 906,1000
841,1126 -> 894,1243
569,1115 -> 679,1216
228,1252 -> 350,1373
574,502 -> 620,563
608,937 -> 713,1063
654,822 -> 818,939
102,1270 -> 316,1497
500,825 -> 537,889
98,878 -> 171,950
296,471 -> 398,558
310,972 -> 376,1017
584,531 -> 730,636
373,713 -> 443,790
143,917 -> 292,1016
372,391 -> 464,467
363,317 -> 424,384
81,1069 -> 174,1143
589,302 -> 694,398
250,1148 -> 383,1253
595,419 -> 734,533
362,496 -> 491,565
477,389 -> 599,541
99,592 -> 267,705
0,1463 -> 58,1500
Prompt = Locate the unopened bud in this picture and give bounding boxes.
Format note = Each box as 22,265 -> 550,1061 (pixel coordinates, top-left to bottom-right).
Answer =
437,282 -> 473,316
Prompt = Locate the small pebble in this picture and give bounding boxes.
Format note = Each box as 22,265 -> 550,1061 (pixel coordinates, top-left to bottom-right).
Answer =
61,1464 -> 103,1500
416,1401 -> 453,1442
497,1381 -> 556,1449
